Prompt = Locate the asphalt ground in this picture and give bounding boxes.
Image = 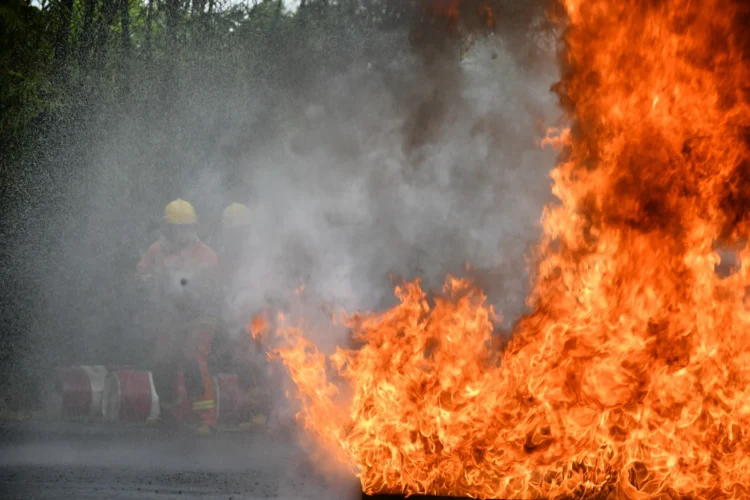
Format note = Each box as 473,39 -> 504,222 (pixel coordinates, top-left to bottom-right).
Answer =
0,420 -> 361,500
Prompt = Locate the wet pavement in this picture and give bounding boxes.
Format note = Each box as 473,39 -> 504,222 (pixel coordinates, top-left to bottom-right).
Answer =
0,421 -> 361,500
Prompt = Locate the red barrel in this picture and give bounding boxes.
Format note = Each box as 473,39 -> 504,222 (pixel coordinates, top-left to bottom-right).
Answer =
103,369 -> 160,423
55,365 -> 107,419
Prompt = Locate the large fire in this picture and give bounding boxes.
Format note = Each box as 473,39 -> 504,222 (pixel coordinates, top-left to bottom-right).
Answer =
273,0 -> 750,498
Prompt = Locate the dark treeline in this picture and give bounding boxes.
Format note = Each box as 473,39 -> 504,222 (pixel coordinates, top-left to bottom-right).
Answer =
0,0 -> 551,413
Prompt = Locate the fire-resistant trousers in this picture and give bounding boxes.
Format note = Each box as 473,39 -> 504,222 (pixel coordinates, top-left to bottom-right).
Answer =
153,319 -> 217,427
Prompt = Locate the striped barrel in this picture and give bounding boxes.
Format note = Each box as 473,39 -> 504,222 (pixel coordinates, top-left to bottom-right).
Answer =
102,369 -> 160,423
55,365 -> 108,419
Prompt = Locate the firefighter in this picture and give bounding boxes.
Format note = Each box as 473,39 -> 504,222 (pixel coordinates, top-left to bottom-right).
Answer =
136,199 -> 221,436
217,202 -> 253,352
213,202 -> 253,373
216,202 -> 270,428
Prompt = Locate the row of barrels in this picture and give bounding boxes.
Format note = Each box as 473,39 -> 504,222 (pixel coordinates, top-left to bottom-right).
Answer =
54,366 -> 261,426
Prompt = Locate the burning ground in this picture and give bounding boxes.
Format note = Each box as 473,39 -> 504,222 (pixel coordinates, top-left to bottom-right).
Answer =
271,0 -> 750,498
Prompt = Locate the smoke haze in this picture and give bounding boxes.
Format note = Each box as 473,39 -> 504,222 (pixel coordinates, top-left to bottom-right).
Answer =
4,2 -> 560,412
229,42 -> 560,328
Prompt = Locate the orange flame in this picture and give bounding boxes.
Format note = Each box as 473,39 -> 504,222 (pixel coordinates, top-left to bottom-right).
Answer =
275,0 -> 750,498
248,313 -> 269,341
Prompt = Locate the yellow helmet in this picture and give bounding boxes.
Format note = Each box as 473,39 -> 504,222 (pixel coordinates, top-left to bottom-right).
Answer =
222,202 -> 251,228
163,199 -> 197,225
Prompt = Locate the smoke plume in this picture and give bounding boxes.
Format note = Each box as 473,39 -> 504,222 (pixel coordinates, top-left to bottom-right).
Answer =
11,2 -> 560,419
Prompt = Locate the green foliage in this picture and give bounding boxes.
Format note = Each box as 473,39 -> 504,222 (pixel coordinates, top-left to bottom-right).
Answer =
1,1 -> 55,152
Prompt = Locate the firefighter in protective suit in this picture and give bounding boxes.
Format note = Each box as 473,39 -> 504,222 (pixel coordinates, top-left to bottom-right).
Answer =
216,202 -> 270,428
136,199 -> 221,436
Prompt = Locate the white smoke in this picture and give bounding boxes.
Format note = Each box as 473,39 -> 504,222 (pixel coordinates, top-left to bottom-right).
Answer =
222,37 -> 559,336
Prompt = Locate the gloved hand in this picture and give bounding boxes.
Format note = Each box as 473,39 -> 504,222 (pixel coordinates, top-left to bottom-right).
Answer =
171,272 -> 216,315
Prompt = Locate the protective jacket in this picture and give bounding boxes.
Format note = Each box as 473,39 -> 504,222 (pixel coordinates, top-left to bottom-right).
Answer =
137,238 -> 221,427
